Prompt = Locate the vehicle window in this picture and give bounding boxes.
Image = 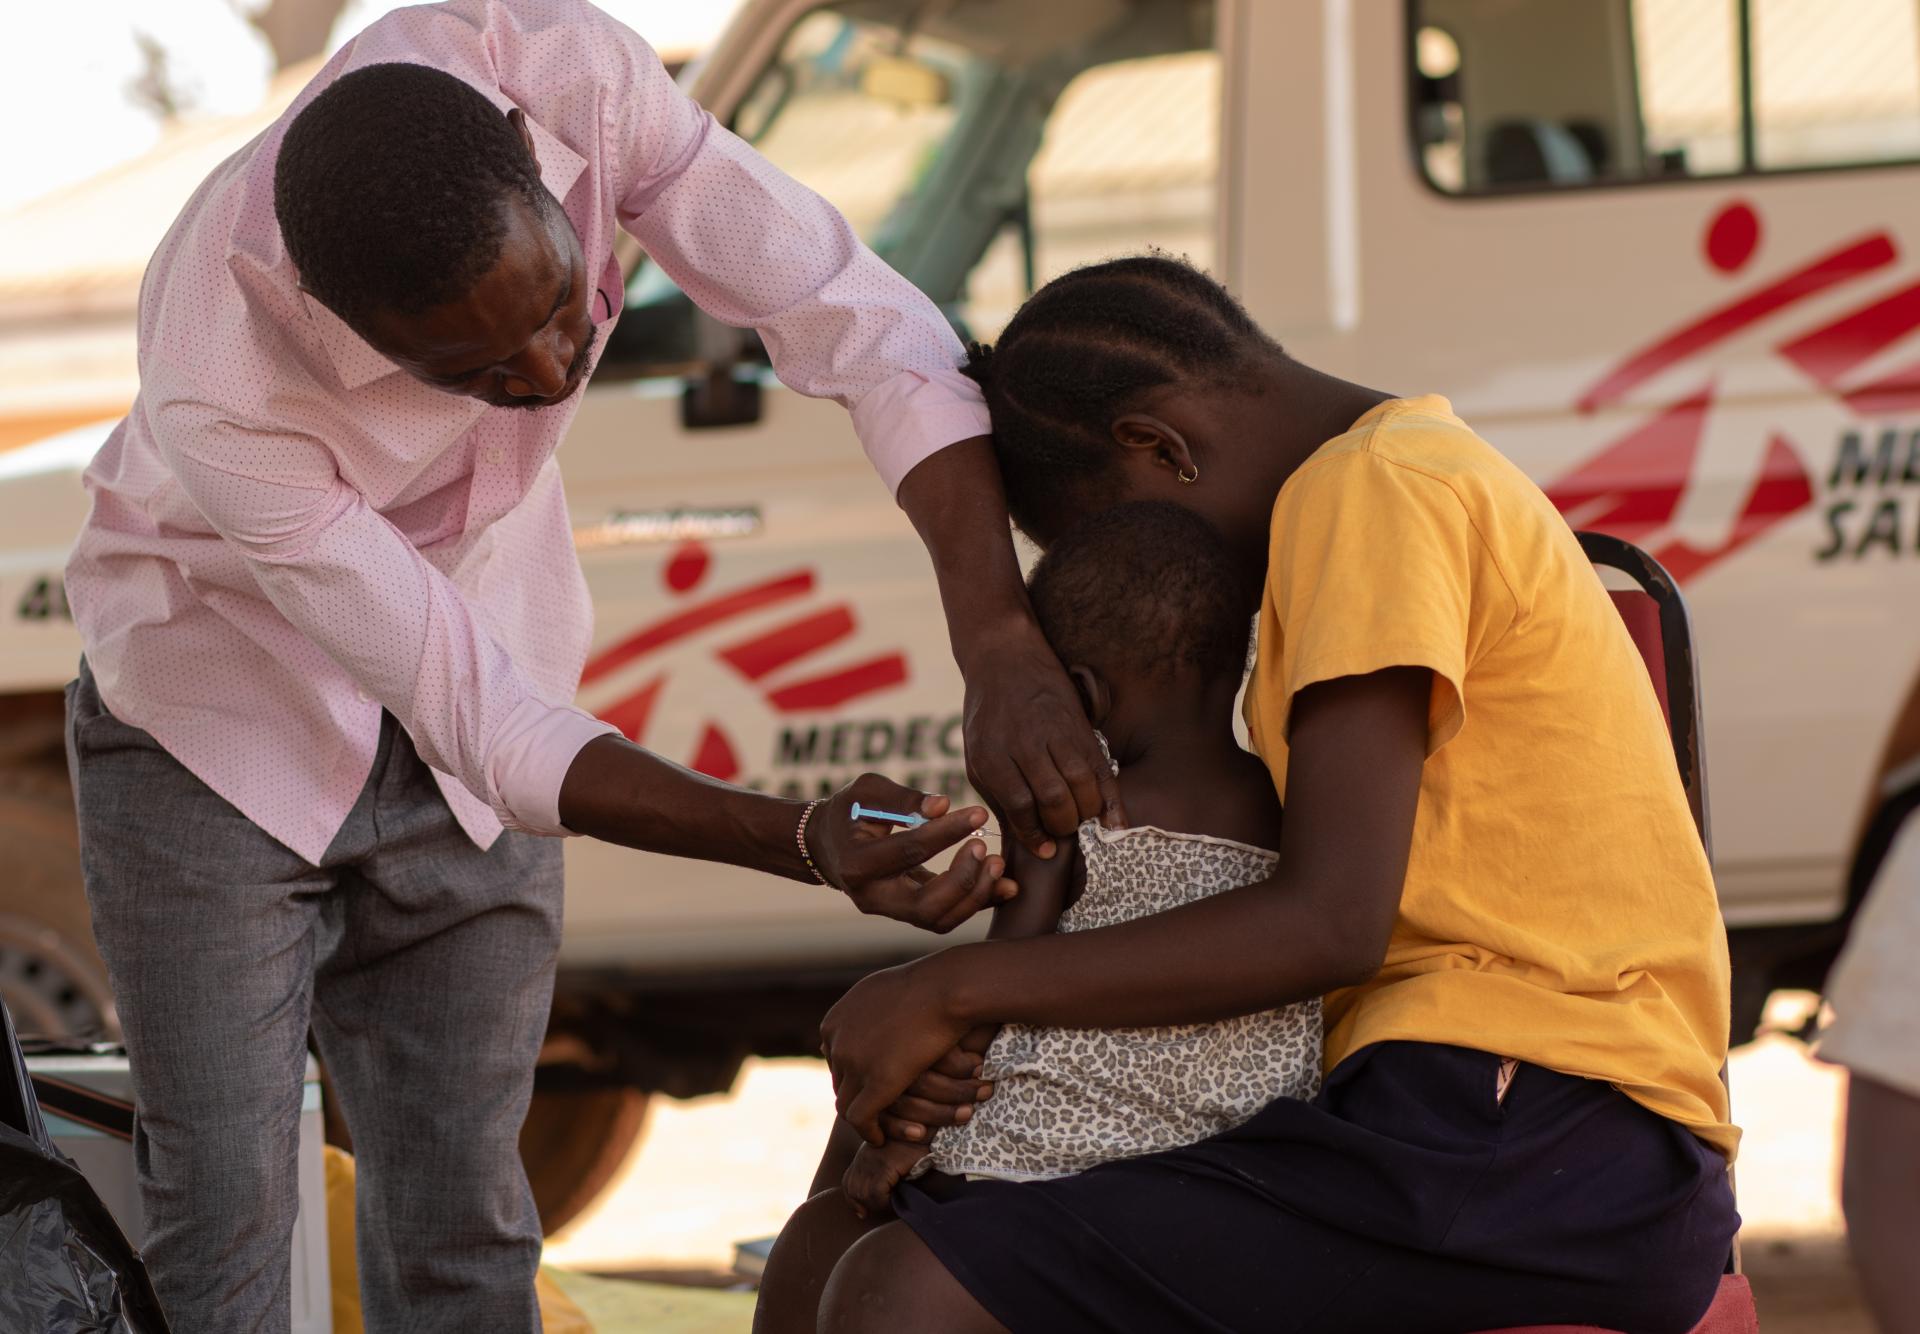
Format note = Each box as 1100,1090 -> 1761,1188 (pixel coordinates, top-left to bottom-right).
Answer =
1752,0 -> 1920,169
965,49 -> 1221,339
608,0 -> 1216,369
614,9 -> 982,343
728,12 -> 970,242
1632,0 -> 1744,177
1410,0 -> 1920,195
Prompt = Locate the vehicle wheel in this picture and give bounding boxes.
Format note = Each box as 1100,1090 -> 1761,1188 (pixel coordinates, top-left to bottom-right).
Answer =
321,1060 -> 651,1233
519,1084 -> 651,1235
0,760 -> 119,1042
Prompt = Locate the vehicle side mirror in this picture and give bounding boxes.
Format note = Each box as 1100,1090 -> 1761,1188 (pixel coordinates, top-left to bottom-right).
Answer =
681,306 -> 764,431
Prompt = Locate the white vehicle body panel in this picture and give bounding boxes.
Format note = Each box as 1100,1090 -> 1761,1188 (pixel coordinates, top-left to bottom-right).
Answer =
5,0 -> 1918,986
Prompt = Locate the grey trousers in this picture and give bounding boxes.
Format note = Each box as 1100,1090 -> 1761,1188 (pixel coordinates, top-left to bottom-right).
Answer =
66,662 -> 563,1334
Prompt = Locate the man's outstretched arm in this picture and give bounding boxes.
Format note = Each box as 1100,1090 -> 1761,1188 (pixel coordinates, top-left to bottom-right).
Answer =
550,11 -> 1119,852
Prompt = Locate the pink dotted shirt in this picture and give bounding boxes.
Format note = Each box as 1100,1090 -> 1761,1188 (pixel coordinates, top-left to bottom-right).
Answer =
64,0 -> 990,864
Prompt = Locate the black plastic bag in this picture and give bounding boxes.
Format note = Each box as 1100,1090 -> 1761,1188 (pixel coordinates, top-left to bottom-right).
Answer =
0,1000 -> 170,1334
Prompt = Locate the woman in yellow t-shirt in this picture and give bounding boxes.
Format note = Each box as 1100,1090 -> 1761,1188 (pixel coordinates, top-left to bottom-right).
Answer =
805,256 -> 1739,1334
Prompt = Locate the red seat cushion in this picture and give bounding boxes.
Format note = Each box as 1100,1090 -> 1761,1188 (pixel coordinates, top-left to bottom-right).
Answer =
1473,1273 -> 1757,1334
1609,588 -> 1670,727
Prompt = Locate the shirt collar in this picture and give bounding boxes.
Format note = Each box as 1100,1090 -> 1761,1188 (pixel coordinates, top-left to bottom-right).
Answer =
304,293 -> 403,392
522,111 -> 588,209
303,108 -> 590,394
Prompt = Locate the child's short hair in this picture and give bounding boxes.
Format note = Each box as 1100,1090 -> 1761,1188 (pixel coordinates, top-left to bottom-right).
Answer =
1027,502 -> 1253,683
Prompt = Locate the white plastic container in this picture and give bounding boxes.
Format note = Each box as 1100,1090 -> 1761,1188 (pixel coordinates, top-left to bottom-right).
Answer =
28,1049 -> 332,1334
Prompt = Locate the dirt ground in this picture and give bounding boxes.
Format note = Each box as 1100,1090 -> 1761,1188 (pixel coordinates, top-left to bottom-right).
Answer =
544,994 -> 1875,1332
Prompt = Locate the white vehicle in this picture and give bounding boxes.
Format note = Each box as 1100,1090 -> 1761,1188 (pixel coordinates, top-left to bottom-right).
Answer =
5,0 -> 1920,1224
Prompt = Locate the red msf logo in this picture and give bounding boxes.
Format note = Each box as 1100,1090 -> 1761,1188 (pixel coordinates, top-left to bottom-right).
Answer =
581,541 -> 909,780
1548,200 -> 1920,581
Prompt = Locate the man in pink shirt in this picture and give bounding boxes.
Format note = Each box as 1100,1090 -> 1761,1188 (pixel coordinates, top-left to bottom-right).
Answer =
62,3 -> 1117,1328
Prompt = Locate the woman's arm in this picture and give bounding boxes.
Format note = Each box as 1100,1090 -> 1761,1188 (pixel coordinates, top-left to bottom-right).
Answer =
822,668 -> 1429,1139
958,668 -> 1427,1021
872,842 -> 1076,1142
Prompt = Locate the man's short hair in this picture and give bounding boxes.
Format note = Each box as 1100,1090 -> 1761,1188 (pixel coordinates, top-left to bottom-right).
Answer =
273,62 -> 547,332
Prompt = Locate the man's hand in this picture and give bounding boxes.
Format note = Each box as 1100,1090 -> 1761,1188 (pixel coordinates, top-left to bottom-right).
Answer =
557,739 -> 1004,928
961,625 -> 1122,856
810,774 -> 1014,932
894,437 -> 1124,858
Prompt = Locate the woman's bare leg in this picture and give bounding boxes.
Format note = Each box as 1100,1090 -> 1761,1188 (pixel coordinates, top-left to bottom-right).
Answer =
818,1221 -> 1008,1334
758,1118 -> 887,1334
753,1187 -> 888,1334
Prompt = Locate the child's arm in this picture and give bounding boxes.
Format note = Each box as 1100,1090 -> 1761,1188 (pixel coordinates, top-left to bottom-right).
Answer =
957,838 -> 1079,1050
900,839 -> 1080,1102
842,838 -> 1082,1211
987,836 -> 1079,939
942,840 -> 1077,1063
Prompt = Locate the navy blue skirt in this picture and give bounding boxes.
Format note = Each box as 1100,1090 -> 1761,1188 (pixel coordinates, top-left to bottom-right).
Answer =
895,1041 -> 1737,1334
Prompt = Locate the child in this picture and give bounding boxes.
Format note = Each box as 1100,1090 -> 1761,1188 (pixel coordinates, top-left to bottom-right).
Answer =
840,501 -> 1321,1211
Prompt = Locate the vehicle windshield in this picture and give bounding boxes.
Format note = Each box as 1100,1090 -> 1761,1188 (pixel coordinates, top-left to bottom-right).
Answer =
610,0 -> 1217,370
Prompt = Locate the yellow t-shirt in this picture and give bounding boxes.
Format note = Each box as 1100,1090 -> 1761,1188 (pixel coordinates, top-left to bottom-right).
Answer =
1245,395 -> 1738,1160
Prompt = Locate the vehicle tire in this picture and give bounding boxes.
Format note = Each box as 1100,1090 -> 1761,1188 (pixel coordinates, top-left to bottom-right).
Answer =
0,758 -> 119,1042
519,1084 -> 651,1235
319,1074 -> 650,1237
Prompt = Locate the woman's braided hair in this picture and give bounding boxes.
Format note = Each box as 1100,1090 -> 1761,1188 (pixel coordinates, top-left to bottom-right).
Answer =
965,253 -> 1276,538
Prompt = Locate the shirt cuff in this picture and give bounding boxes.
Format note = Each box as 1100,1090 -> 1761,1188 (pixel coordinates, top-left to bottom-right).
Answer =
486,698 -> 622,836
851,367 -> 993,496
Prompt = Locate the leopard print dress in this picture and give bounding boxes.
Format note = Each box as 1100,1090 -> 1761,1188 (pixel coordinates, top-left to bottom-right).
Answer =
922,821 -> 1323,1183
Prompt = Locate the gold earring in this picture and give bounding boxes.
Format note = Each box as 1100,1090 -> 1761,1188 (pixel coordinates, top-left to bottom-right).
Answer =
1178,465 -> 1199,485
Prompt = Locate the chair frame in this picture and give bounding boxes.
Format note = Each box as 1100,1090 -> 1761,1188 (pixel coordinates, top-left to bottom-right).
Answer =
1576,530 -> 1741,1283
1576,531 -> 1713,858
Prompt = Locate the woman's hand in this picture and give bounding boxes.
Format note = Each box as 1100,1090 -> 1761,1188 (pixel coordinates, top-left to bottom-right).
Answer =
810,774 -> 1013,932
878,1037 -> 997,1143
821,955 -> 974,1145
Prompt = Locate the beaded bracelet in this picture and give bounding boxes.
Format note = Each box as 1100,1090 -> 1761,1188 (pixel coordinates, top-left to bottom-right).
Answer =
796,799 -> 829,885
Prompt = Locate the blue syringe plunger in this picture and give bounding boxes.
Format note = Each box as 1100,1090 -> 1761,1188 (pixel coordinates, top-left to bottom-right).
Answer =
850,802 -> 927,828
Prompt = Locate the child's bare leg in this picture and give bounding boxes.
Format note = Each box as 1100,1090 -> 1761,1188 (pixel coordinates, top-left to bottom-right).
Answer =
842,1138 -> 930,1218
753,1187 -> 887,1334
807,1116 -> 869,1196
